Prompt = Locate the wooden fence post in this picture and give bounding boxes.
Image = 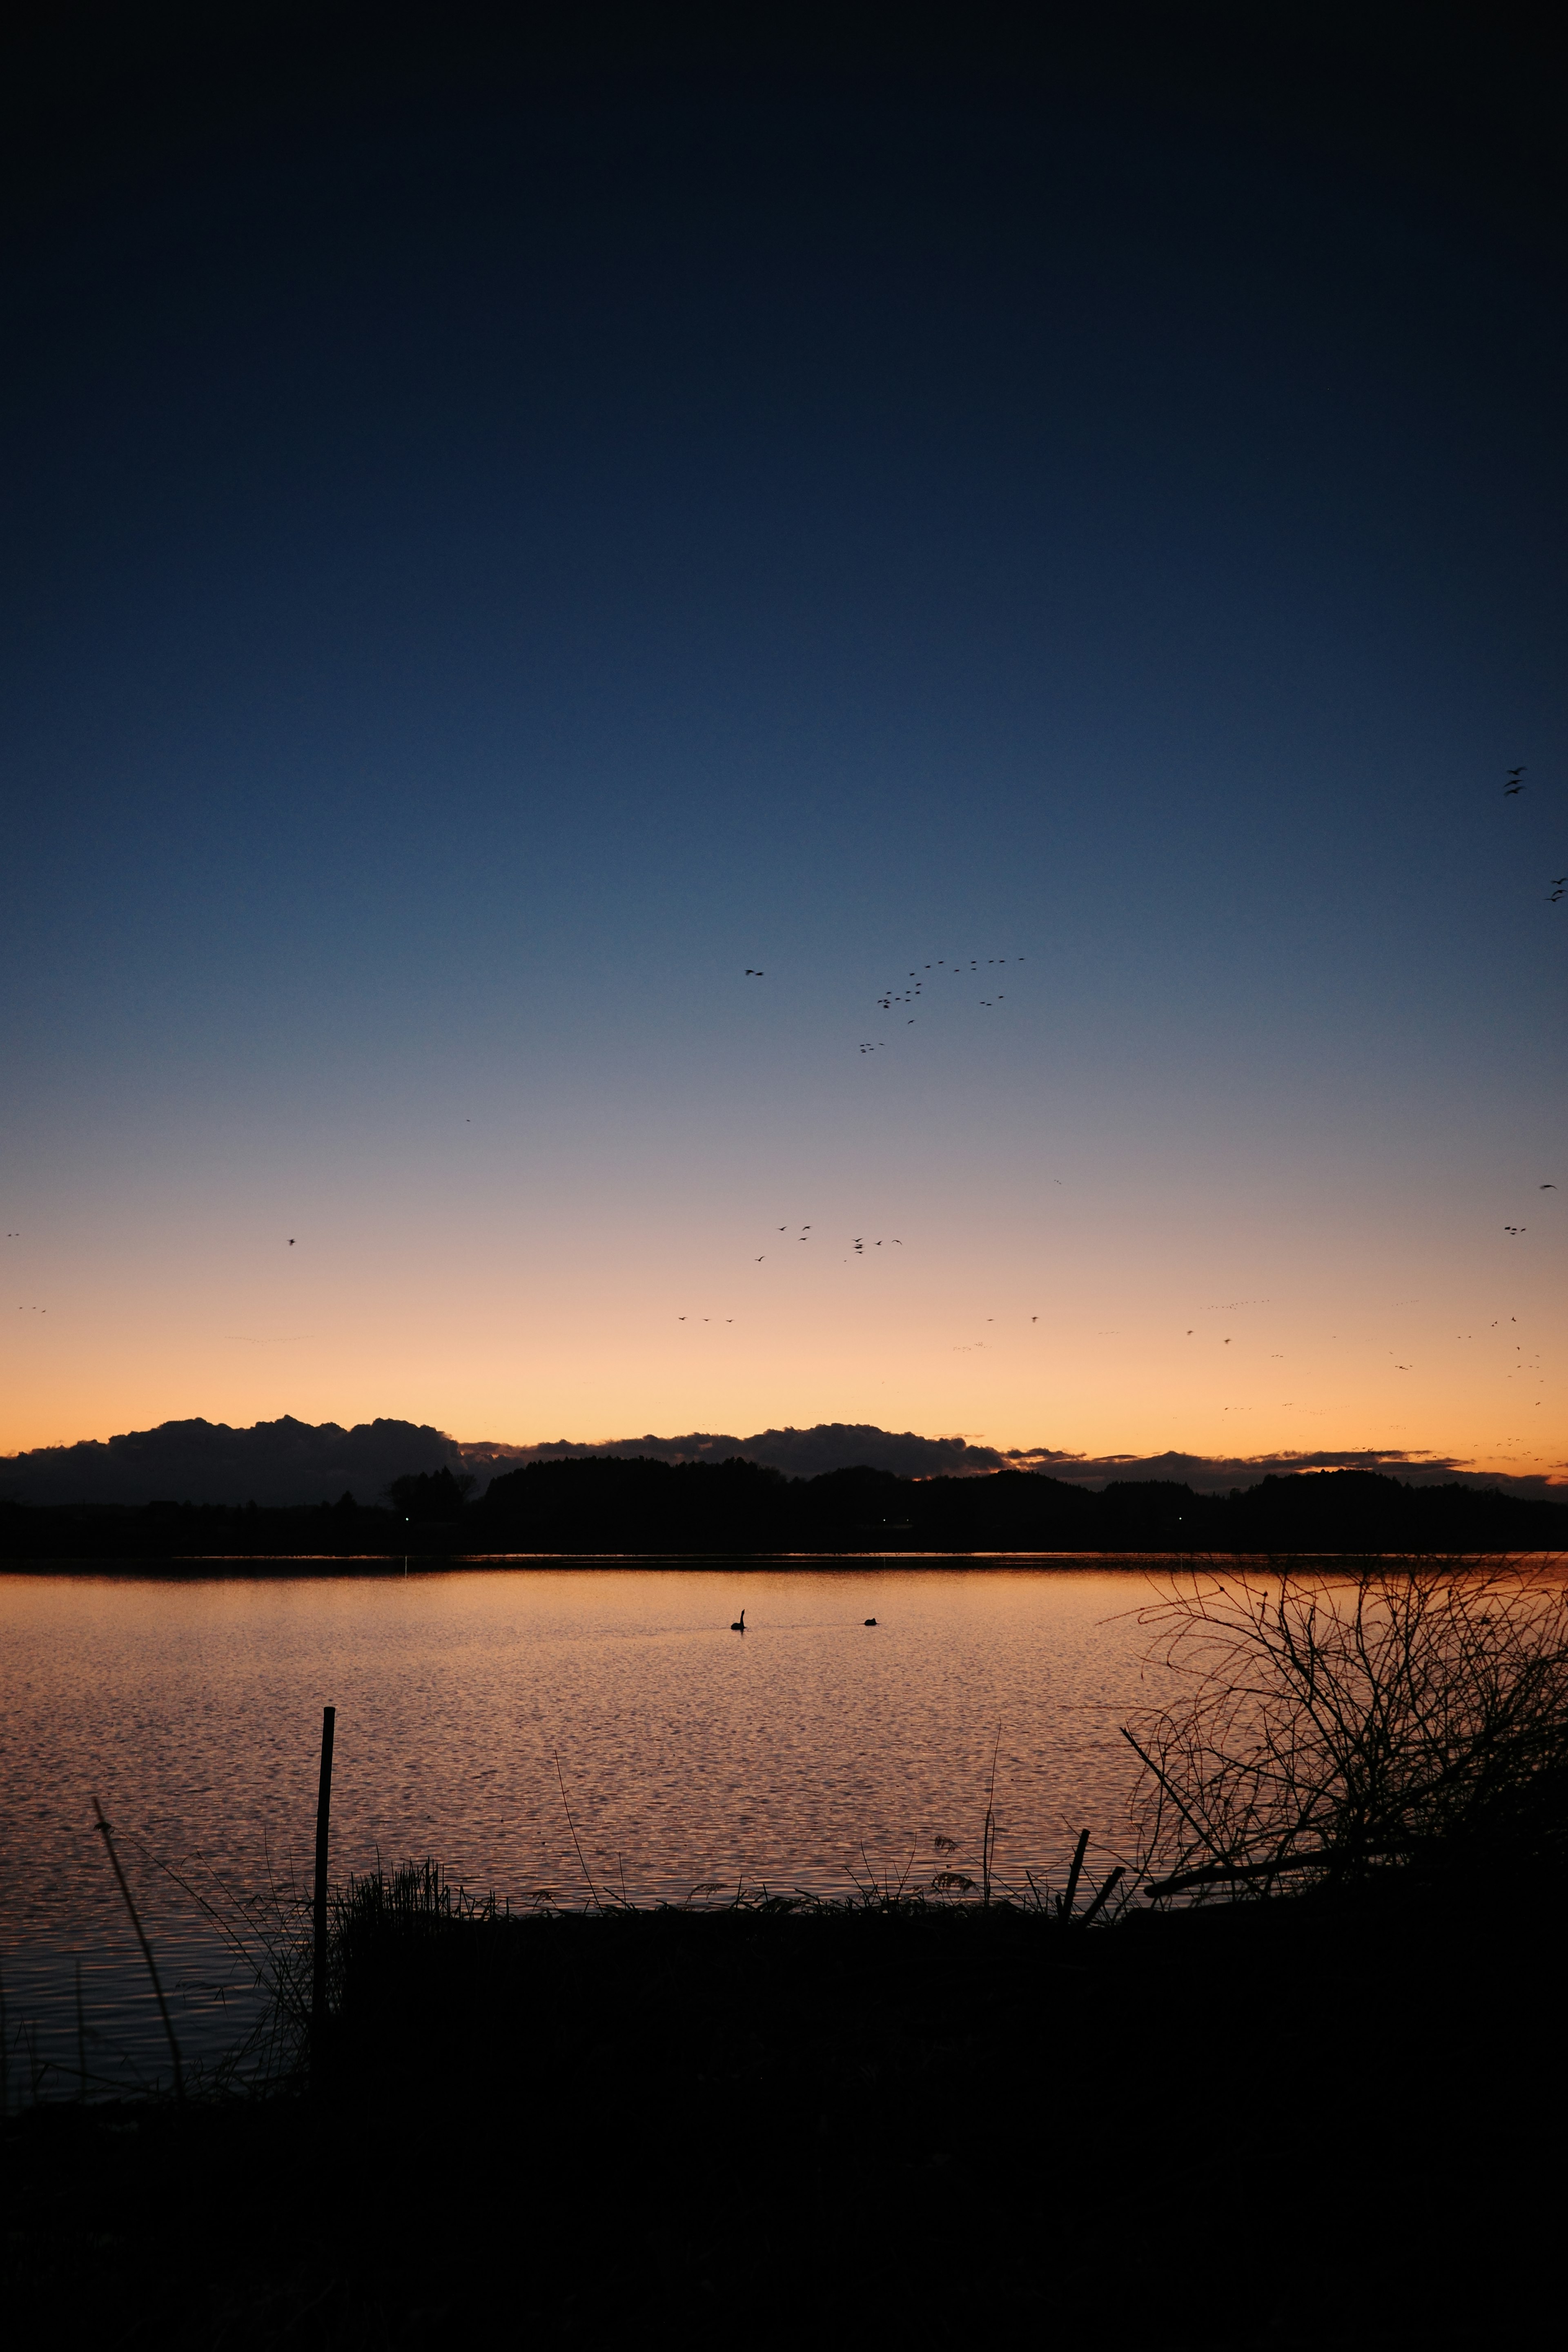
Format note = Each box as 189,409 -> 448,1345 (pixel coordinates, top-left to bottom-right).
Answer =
312,1706 -> 336,2049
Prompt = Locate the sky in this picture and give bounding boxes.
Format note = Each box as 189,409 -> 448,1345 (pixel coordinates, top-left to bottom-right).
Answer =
1,9 -> 1564,1479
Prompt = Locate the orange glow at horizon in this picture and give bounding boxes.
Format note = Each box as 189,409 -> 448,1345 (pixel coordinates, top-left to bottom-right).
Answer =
4,1152 -> 1562,1482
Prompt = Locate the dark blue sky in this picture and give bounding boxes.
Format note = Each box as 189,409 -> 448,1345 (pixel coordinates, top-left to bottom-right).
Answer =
2,11 -> 1563,1467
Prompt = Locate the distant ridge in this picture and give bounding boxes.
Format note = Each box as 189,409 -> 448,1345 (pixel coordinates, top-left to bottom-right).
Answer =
2,1415 -> 1562,1508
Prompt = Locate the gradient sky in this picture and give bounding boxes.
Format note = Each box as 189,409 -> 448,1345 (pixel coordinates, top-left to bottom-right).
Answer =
2,11 -> 1564,1477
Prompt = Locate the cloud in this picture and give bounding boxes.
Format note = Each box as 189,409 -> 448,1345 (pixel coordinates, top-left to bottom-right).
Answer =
460,1424 -> 1007,1481
0,1416 -> 461,1507
1000,1444 -> 1568,1503
466,1428 -> 1567,1502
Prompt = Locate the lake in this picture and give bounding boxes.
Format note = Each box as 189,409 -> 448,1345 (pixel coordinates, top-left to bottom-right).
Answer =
2,1561 -> 1184,2101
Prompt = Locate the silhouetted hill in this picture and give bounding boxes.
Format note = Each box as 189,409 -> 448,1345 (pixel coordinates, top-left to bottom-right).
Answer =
0,1414 -> 461,1507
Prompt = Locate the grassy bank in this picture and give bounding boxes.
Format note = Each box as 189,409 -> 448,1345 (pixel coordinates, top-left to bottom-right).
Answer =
6,1861 -> 1564,2348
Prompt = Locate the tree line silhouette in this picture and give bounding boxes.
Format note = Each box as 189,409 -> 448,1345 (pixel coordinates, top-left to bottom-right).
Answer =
3,1455 -> 1564,1559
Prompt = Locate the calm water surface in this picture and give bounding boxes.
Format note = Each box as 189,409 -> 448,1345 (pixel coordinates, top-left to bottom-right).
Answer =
2,1564 -> 1178,2100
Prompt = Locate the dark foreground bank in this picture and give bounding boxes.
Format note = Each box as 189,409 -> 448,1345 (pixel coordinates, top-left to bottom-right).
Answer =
6,1871 -> 1562,2349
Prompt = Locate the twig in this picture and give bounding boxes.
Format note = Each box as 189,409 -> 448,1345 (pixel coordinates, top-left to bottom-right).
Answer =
982,1724 -> 1001,1909
1078,1866 -> 1125,1925
1060,1829 -> 1089,1921
553,1753 -> 602,1911
91,1796 -> 184,2103
1120,1724 -> 1238,1882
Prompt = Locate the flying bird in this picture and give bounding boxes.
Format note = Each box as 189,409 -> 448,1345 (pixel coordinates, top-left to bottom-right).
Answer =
1503,1226 -> 1525,1236
1541,1185 -> 1558,1191
1504,770 -> 1525,795
288,1238 -> 295,1246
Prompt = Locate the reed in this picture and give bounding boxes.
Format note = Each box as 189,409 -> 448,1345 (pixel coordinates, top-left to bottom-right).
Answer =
311,1704 -> 336,2052
981,1722 -> 1000,1906
554,1749 -> 604,1910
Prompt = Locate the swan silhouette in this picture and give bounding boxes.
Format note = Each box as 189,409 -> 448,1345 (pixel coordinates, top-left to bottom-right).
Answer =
731,1609 -> 746,1632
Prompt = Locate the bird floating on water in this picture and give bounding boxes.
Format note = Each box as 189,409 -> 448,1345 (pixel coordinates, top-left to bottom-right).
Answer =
864,1617 -> 877,1627
731,1609 -> 746,1632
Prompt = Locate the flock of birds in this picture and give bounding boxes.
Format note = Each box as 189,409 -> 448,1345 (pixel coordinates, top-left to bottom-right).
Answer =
732,766 -> 1559,1089
851,950 -> 1025,1054
739,949 -> 1024,1057
704,779 -> 1560,1425
1503,1184 -> 1557,1236
860,953 -> 1023,1052
745,1225 -> 907,1267
4,775 -> 1559,1393
1501,768 -> 1566,902
680,1221 -> 914,1318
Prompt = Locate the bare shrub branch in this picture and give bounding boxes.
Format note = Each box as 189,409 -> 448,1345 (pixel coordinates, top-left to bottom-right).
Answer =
1123,1557 -> 1568,1899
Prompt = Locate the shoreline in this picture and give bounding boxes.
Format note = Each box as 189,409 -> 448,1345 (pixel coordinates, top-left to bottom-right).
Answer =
5,1546 -> 1564,1578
